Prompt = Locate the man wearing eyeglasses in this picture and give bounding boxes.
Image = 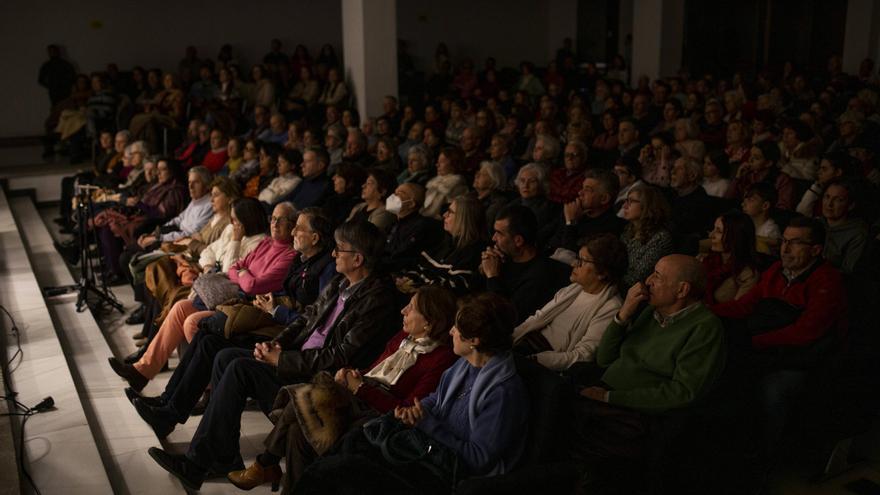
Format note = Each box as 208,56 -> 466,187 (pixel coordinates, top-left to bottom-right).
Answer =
140,220 -> 399,490
711,216 -> 846,460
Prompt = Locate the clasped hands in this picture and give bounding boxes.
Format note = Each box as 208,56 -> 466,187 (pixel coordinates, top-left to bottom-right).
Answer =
254,341 -> 282,366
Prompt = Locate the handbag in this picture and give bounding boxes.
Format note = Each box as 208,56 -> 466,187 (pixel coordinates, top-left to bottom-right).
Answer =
362,413 -> 461,485
191,272 -> 241,310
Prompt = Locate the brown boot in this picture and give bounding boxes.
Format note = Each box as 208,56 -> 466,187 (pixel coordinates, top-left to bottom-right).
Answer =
227,461 -> 282,492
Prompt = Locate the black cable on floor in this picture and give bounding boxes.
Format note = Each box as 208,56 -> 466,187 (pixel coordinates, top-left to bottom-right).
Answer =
1,304 -> 47,495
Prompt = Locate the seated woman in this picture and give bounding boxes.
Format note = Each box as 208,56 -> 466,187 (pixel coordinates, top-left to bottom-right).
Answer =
397,193 -> 487,294
218,137 -> 244,176
513,233 -> 626,372
317,67 -> 348,108
473,160 -> 508,228
243,142 -> 280,198
227,285 -> 459,492
372,137 -> 401,175
109,202 -> 297,391
508,163 -> 560,247
258,149 -> 303,208
700,211 -> 759,304
93,158 -> 187,281
422,146 -> 469,219
294,292 -> 528,494
126,197 -> 269,363
397,143 -> 432,187
323,162 -> 367,226
619,185 -> 674,288
229,139 -> 260,187
347,169 -> 397,234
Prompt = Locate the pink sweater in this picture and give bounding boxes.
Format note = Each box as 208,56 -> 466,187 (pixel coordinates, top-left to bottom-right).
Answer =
228,237 -> 296,295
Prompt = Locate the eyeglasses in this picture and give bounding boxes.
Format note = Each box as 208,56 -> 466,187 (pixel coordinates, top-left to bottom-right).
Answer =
332,247 -> 359,256
573,257 -> 596,268
270,216 -> 290,224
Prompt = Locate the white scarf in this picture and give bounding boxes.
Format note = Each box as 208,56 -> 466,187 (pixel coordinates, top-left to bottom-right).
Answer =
365,336 -> 439,387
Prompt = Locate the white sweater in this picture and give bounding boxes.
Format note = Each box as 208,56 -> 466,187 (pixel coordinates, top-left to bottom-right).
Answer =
258,173 -> 302,205
513,283 -> 621,371
198,224 -> 267,273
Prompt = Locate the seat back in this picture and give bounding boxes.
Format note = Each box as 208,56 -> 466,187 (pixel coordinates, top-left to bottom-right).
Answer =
514,356 -> 572,465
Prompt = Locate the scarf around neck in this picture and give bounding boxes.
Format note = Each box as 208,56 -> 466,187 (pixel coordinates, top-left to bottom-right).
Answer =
365,335 -> 440,387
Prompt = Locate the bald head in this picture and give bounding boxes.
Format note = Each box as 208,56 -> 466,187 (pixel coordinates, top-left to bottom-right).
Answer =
665,254 -> 706,301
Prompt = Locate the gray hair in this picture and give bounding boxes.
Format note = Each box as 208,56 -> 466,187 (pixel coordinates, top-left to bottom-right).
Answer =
478,160 -> 506,191
116,130 -> 131,142
536,134 -> 561,161
187,165 -> 213,186
407,144 -> 433,170
565,140 -> 588,160
517,162 -> 550,195
678,156 -> 703,183
129,140 -> 150,155
275,201 -> 298,222
675,118 -> 699,139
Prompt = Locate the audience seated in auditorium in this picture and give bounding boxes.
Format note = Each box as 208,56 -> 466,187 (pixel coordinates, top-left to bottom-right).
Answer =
700,211 -> 759,304
227,285 -> 458,492
140,220 -> 398,491
108,202 -> 297,390
294,292 -> 528,493
559,168 -> 625,253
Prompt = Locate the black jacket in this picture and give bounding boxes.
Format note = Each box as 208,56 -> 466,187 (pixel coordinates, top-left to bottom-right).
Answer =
273,273 -> 399,383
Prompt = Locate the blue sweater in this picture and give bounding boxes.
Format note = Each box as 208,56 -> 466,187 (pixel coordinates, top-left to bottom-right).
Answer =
282,174 -> 331,210
417,352 -> 528,476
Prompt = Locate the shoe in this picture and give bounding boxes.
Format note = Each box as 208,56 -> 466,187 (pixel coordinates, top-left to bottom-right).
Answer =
105,274 -> 127,286
124,387 -> 165,408
107,357 -> 148,391
125,305 -> 146,326
124,346 -> 146,364
147,447 -> 204,491
133,399 -> 176,439
134,337 -> 148,347
227,461 -> 282,491
191,390 -> 211,416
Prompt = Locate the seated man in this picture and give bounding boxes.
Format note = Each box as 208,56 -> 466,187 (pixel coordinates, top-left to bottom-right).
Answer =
280,146 -> 331,210
668,155 -> 716,253
574,254 -> 726,459
382,182 -> 443,272
482,204 -> 570,324
711,216 -> 846,456
556,168 -> 626,253
136,220 -> 400,490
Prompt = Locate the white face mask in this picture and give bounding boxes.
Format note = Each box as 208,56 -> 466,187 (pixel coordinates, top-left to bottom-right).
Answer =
386,194 -> 405,215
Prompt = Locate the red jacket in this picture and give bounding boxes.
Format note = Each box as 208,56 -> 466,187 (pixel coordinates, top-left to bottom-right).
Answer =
711,260 -> 846,350
355,330 -> 458,413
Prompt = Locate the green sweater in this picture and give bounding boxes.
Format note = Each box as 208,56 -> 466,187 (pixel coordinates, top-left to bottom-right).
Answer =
597,303 -> 726,414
